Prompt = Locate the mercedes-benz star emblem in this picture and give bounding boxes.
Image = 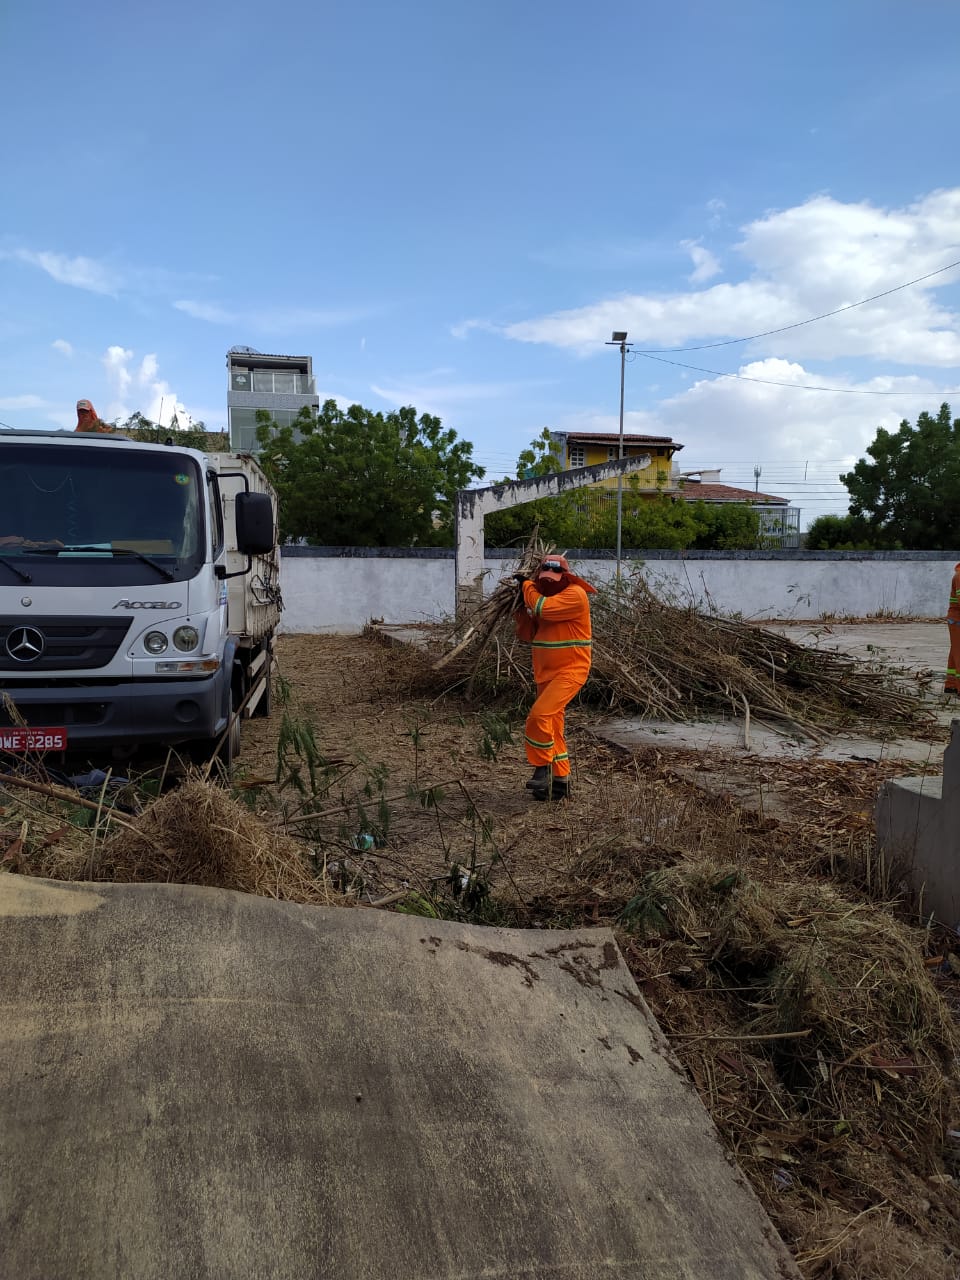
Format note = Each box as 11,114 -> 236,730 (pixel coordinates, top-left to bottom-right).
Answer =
6,626 -> 45,663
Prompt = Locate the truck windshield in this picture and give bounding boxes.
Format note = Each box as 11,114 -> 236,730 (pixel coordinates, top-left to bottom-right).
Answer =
0,443 -> 204,571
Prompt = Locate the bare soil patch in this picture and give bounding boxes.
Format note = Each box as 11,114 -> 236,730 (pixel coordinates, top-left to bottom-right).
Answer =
6,629 -> 960,1278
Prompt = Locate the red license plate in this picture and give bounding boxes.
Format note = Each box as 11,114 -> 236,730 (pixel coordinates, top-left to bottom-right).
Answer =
0,727 -> 68,752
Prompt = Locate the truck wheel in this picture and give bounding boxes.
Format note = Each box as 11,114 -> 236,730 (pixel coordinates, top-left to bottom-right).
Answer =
190,685 -> 241,774
221,703 -> 241,766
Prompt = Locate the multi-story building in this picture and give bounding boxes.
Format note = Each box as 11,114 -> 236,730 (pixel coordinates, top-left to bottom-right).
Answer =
549,430 -> 684,491
227,347 -> 319,453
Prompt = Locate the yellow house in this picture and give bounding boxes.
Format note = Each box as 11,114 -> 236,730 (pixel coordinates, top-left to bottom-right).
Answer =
549,430 -> 683,492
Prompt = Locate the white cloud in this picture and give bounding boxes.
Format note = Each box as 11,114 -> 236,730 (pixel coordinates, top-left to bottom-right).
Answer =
174,299 -> 236,324
558,356 -> 955,525
51,339 -> 74,358
174,299 -> 369,332
450,318 -> 498,340
3,249 -> 121,295
499,188 -> 960,366
101,346 -> 193,428
681,240 -> 721,284
0,394 -> 48,410
371,376 -> 548,414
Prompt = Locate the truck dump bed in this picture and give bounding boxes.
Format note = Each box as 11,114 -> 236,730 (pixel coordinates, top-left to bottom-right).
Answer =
211,452 -> 282,647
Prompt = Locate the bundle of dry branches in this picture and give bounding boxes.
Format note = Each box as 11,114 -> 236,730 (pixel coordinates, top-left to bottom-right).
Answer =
426,562 -> 933,739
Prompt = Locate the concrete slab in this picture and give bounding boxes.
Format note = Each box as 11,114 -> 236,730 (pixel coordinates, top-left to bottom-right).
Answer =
0,876 -> 798,1280
877,719 -> 960,930
772,621 -> 946,677
598,715 -> 946,765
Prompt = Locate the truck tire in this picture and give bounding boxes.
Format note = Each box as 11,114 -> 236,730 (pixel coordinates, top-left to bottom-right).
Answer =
190,676 -> 241,774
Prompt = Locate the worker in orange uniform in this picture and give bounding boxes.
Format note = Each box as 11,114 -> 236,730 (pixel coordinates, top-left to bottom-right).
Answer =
946,562 -> 960,695
74,399 -> 111,433
514,555 -> 596,801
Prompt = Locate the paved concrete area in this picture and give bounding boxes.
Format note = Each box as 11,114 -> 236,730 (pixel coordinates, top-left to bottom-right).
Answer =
773,621 -> 946,676
0,876 -> 799,1280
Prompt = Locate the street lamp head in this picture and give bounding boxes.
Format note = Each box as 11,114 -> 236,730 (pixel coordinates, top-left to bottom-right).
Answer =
611,330 -> 628,342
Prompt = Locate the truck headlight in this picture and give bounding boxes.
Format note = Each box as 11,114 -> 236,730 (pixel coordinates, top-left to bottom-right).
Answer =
144,631 -> 168,655
173,625 -> 200,652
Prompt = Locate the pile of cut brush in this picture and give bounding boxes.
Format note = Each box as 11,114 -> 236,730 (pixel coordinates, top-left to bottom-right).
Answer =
425,545 -> 933,740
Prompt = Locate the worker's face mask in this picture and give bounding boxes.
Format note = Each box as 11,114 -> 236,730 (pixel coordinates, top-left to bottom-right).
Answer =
536,570 -> 565,596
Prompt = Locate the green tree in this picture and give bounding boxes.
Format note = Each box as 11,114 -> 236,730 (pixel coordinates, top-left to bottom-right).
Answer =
841,403 -> 960,549
804,513 -> 875,550
483,429 -> 583,547
255,400 -> 483,546
117,412 -> 229,452
687,501 -> 760,550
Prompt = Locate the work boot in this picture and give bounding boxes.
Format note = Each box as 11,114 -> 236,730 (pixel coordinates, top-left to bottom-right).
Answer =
528,766 -> 551,802
551,777 -> 570,801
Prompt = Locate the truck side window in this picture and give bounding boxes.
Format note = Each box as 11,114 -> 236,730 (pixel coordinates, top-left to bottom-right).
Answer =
206,472 -> 225,559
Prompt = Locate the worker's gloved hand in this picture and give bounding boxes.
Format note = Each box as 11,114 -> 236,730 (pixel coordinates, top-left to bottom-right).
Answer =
512,573 -> 531,585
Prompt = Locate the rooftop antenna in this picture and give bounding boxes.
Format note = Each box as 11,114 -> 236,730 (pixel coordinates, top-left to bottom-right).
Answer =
754,465 -> 762,493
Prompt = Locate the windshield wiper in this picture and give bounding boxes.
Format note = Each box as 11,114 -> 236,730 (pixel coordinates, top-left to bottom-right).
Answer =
31,545 -> 177,582
0,556 -> 31,584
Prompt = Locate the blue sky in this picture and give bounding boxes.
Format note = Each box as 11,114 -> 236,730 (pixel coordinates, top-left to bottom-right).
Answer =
2,0 -> 959,525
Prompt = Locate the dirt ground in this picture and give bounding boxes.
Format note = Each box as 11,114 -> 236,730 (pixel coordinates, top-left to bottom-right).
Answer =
234,631 -> 960,1280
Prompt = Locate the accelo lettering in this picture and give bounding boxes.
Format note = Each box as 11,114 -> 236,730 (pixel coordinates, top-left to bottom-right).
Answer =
113,600 -> 183,610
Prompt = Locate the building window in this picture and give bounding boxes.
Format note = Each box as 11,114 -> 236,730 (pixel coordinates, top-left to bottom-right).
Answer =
569,446 -> 585,468
245,369 -> 311,395
607,446 -> 619,461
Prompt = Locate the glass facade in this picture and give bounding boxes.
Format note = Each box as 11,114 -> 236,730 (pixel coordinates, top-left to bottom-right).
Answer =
231,369 -> 315,395
229,408 -> 306,453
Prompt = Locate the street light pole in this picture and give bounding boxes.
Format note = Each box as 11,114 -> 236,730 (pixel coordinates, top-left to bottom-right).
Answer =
606,331 -> 629,582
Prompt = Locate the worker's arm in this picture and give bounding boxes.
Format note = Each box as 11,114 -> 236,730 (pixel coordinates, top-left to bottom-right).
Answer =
522,581 -> 589,621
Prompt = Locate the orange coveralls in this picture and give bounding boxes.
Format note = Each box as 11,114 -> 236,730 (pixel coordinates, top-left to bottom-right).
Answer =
521,578 -> 592,779
946,563 -> 960,694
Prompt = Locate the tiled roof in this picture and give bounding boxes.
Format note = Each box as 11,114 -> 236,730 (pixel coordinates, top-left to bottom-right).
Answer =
681,482 -> 788,504
564,432 -> 681,448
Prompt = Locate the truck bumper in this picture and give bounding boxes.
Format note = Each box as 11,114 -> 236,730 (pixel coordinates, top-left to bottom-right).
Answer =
0,673 -> 229,750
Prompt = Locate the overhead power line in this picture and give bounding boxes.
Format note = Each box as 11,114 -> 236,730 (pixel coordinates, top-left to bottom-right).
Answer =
633,256 -> 960,354
631,350 -> 960,396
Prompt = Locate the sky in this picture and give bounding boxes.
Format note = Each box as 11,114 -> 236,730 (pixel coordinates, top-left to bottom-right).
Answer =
2,0 -> 959,527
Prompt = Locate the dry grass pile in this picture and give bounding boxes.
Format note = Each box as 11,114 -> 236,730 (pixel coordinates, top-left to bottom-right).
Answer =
587,853 -> 960,1275
621,863 -> 957,1145
423,565 -> 933,739
21,776 -> 345,905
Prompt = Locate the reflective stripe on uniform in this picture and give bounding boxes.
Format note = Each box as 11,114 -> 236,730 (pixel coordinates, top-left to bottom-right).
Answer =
530,639 -> 593,649
525,734 -> 554,749
534,595 -> 545,617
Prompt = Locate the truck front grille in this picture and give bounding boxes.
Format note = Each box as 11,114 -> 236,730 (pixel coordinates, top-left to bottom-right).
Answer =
0,616 -> 133,672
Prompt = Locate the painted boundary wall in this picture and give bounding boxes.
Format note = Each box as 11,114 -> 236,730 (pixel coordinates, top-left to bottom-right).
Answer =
278,547 -> 960,634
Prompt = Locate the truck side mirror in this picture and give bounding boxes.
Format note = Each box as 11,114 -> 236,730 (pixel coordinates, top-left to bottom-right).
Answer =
235,491 -> 275,555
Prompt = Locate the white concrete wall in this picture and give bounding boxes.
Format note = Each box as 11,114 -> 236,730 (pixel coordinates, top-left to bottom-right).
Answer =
278,552 -> 959,633
281,555 -> 454,633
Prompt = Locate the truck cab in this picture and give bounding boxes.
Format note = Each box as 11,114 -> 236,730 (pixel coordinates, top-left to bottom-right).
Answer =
0,430 -> 280,767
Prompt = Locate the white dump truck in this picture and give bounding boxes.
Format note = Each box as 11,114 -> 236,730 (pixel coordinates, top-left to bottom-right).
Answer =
0,429 -> 281,767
